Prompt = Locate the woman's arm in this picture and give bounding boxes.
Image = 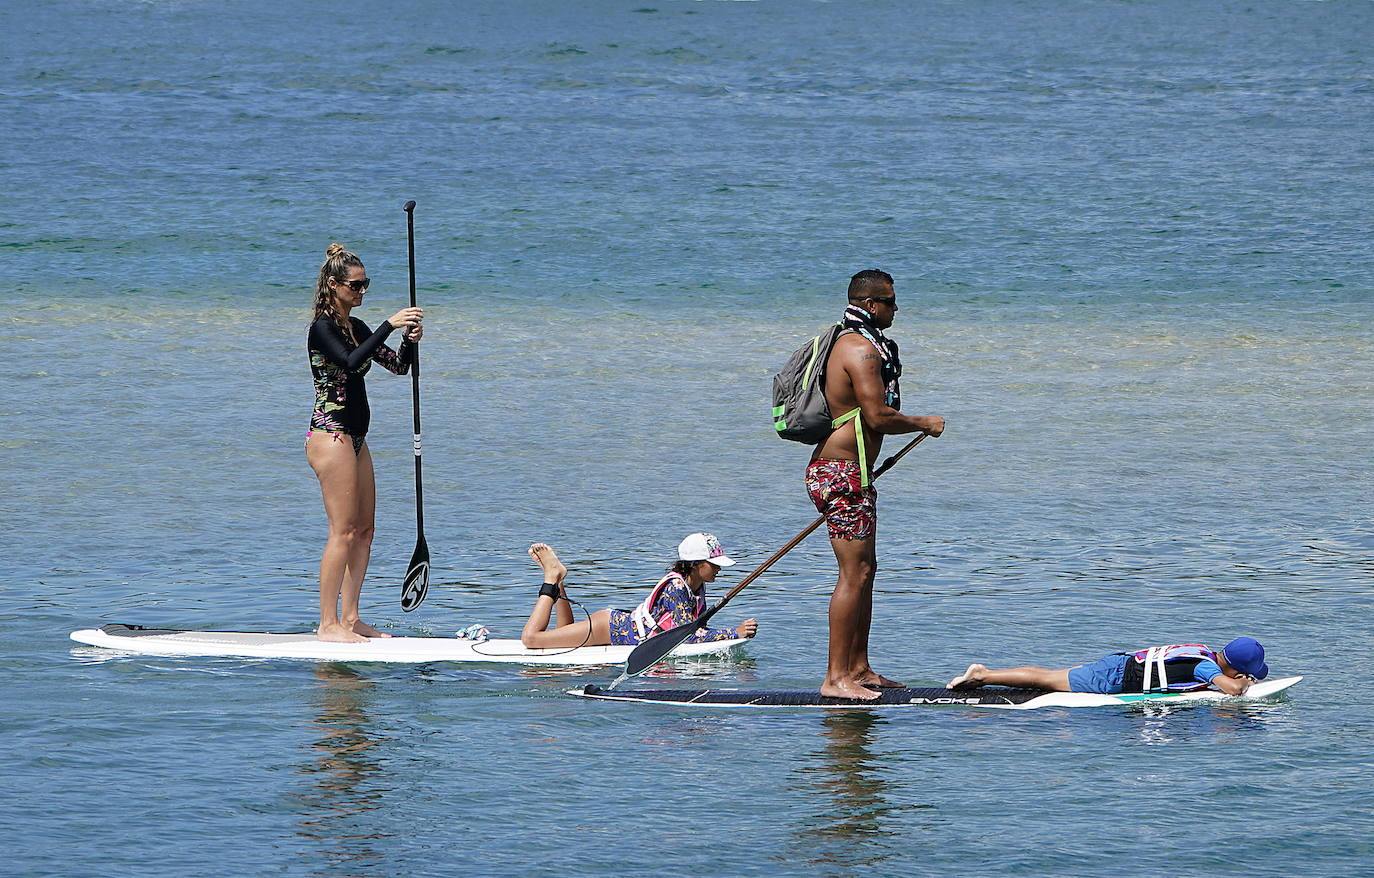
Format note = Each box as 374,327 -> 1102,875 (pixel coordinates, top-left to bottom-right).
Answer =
372,337 -> 414,375
310,318 -> 398,372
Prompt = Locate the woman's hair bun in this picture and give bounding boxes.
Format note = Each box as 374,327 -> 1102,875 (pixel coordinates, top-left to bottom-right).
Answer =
326,242 -> 348,259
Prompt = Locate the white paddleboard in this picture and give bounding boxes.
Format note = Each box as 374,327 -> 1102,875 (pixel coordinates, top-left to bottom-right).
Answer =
566,675 -> 1303,709
981,674 -> 1303,709
70,624 -> 748,666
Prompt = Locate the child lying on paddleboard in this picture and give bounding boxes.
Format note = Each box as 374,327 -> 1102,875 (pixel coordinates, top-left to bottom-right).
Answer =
520,533 -> 758,649
948,637 -> 1268,696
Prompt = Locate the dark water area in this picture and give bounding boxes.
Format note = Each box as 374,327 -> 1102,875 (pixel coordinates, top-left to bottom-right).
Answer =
3,1 -> 1372,876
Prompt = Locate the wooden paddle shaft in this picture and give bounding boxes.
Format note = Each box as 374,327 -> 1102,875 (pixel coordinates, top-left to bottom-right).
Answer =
620,431 -> 932,677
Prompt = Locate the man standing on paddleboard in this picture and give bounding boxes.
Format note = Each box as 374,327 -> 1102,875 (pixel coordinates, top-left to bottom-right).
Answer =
807,269 -> 944,700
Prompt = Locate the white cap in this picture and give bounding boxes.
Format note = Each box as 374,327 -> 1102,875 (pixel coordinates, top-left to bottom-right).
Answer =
677,532 -> 736,567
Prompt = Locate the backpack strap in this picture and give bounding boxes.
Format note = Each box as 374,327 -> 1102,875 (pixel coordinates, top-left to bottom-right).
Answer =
1141,646 -> 1170,692
831,407 -> 872,488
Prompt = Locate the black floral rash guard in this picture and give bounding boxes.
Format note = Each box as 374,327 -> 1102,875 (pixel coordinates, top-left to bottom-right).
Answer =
307,315 -> 413,437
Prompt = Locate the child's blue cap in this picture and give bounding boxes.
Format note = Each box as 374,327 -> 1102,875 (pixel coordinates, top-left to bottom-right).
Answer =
1222,637 -> 1268,679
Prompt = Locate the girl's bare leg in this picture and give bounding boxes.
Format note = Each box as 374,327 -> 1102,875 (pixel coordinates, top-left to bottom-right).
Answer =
521,543 -> 611,648
527,542 -> 571,625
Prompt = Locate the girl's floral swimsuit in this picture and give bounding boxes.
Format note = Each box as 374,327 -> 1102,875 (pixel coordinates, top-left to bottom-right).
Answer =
607,572 -> 741,645
307,315 -> 413,454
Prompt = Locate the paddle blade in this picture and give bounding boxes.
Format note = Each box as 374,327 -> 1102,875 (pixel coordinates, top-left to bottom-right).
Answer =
400,537 -> 430,612
624,625 -> 696,678
623,604 -> 722,678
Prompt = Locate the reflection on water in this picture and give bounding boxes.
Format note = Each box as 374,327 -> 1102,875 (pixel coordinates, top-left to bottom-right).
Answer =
514,652 -> 757,683
1133,699 -> 1289,745
791,711 -> 935,873
293,664 -> 392,878
1069,695 -> 1295,747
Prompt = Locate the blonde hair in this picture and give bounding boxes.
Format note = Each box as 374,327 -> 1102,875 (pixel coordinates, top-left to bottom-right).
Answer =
312,242 -> 363,341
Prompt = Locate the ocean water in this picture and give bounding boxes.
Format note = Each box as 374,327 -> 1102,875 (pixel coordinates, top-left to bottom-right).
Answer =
3,1 -> 1372,876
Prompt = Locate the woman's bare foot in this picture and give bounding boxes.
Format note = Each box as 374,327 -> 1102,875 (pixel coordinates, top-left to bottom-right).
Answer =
821,677 -> 882,701
318,621 -> 368,644
527,542 -> 568,588
353,620 -> 391,638
948,663 -> 988,691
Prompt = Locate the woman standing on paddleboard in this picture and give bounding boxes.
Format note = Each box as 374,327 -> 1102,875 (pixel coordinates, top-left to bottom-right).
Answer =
307,243 -> 424,643
520,533 -> 758,648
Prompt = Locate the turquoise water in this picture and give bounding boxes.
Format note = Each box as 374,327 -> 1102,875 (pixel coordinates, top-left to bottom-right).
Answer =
4,1 -> 1373,876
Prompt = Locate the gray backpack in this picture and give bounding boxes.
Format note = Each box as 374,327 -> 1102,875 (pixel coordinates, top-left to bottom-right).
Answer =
771,322 -> 846,444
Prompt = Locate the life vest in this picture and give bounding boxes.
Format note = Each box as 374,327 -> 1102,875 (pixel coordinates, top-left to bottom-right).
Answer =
630,572 -> 706,640
1126,643 -> 1219,692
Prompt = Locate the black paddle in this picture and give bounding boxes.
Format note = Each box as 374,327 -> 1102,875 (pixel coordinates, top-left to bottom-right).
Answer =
618,432 -> 931,681
399,200 -> 430,612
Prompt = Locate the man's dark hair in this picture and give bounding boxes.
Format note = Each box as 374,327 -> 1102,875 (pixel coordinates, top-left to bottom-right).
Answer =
847,269 -> 894,300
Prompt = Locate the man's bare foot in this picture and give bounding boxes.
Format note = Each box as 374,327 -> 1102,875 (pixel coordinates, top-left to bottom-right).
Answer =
821,678 -> 882,701
948,663 -> 988,691
353,620 -> 390,638
527,542 -> 568,588
318,622 -> 368,644
858,670 -> 905,688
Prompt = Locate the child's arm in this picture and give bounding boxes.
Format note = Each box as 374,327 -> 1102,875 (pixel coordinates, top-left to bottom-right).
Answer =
1209,672 -> 1253,696
659,584 -> 739,643
1194,658 -> 1253,695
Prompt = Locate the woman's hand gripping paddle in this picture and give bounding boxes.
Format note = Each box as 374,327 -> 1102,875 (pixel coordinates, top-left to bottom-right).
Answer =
399,200 -> 430,612
614,432 -> 930,684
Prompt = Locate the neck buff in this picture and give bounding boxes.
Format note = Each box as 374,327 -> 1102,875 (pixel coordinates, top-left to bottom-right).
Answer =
842,304 -> 902,408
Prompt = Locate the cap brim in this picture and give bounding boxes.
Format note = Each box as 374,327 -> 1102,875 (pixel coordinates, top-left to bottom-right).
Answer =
709,555 -> 736,567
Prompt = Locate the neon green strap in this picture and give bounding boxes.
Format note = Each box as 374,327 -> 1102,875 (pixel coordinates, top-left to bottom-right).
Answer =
832,407 -> 870,488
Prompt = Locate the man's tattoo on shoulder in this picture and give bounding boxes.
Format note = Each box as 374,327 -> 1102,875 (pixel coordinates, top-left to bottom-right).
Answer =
859,353 -> 879,361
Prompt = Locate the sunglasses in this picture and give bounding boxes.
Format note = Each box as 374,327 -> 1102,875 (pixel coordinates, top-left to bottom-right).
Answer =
335,277 -> 371,292
851,295 -> 897,306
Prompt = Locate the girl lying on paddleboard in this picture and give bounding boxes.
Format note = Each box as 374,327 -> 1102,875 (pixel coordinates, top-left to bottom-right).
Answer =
947,637 -> 1269,696
521,533 -> 758,648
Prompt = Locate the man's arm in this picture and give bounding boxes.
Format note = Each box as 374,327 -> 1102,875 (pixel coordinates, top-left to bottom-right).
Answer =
835,335 -> 944,436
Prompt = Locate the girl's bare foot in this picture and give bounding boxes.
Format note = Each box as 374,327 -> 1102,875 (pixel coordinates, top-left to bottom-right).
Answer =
353,620 -> 391,638
318,621 -> 368,644
948,663 -> 988,690
527,542 -> 568,587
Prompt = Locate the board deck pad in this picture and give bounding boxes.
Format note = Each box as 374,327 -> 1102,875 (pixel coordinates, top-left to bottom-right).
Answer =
70,624 -> 747,666
569,676 -> 1302,709
577,684 -> 1051,706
